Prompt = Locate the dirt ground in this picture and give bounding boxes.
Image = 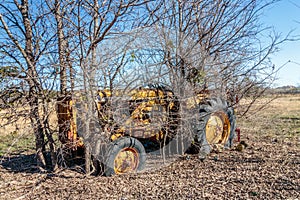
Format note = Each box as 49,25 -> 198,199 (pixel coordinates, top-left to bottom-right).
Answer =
0,95 -> 299,199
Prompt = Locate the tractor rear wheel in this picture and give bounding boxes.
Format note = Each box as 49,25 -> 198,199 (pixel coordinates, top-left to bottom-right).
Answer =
104,137 -> 146,176
196,97 -> 236,156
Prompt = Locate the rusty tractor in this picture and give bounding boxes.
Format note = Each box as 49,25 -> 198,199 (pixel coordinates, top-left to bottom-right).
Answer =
57,84 -> 237,176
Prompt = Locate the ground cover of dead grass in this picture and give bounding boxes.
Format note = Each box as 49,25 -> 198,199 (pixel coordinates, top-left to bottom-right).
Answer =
0,94 -> 299,199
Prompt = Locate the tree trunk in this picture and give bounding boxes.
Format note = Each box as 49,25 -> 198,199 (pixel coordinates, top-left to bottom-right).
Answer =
55,0 -> 67,96
20,0 -> 48,168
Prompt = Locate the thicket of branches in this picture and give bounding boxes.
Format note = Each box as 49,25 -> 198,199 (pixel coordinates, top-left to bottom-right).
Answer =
0,0 -> 285,171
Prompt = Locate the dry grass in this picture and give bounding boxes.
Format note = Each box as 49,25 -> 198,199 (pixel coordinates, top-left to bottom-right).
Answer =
0,103 -> 58,157
238,94 -> 300,141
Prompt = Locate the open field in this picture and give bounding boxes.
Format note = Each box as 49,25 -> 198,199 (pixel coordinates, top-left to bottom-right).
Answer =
0,94 -> 299,199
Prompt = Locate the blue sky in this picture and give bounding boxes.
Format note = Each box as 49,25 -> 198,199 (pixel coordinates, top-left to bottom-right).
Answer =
261,0 -> 300,87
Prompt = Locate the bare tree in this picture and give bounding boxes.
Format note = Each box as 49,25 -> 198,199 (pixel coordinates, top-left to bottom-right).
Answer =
0,0 -> 57,168
95,0 -> 285,157
137,0 -> 286,112
55,0 -> 157,173
0,0 -> 288,174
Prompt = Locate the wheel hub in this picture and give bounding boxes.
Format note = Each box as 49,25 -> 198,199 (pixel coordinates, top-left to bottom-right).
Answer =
205,112 -> 230,146
114,147 -> 139,174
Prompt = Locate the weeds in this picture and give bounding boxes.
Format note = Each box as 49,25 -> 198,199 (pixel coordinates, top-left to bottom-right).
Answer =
0,131 -> 35,157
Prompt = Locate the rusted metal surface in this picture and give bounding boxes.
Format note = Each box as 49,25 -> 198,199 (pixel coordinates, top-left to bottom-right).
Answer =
57,87 -> 209,150
97,88 -> 180,140
205,111 -> 231,146
57,96 -> 83,149
113,147 -> 139,174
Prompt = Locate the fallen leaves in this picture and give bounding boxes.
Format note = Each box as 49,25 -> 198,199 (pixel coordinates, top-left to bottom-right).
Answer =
1,95 -> 300,199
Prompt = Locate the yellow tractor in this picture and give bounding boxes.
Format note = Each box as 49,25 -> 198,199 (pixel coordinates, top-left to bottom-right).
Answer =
57,85 -> 236,176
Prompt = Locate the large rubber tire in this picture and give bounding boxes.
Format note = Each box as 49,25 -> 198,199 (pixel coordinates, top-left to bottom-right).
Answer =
104,137 -> 146,176
196,97 -> 236,156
